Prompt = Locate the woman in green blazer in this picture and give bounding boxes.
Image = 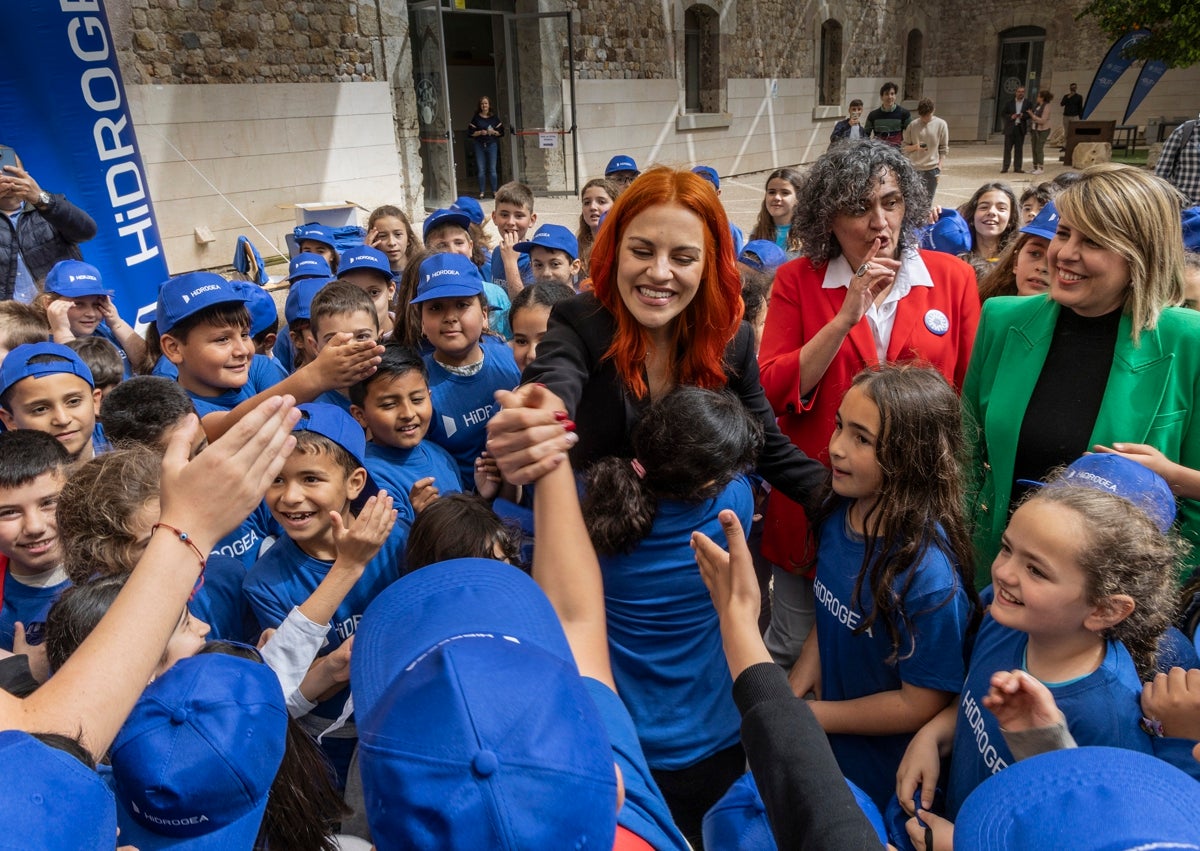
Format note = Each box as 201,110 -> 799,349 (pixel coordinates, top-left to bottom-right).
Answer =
964,164 -> 1199,583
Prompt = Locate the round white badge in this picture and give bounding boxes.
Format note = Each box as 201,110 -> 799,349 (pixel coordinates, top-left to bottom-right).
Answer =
924,309 -> 949,336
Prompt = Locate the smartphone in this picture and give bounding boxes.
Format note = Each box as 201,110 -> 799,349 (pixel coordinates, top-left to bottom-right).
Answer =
0,145 -> 17,170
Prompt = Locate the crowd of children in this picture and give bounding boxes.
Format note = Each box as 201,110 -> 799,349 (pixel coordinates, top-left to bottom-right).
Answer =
1,147 -> 1199,851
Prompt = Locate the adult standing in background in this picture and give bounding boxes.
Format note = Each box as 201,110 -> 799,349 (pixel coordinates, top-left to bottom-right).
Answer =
902,97 -> 950,201
864,82 -> 911,148
468,96 -> 503,199
1060,82 -> 1084,129
1001,85 -> 1031,174
0,151 -> 96,303
1155,115 -> 1200,205
1029,89 -> 1053,175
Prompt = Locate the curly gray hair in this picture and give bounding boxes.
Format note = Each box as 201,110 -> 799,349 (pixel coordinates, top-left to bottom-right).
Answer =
796,140 -> 931,267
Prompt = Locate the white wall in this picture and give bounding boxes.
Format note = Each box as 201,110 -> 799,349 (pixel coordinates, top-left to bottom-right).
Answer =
127,82 -> 406,274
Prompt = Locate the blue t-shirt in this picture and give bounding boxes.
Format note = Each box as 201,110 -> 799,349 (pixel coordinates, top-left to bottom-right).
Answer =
188,553 -> 258,643
312,388 -> 354,415
424,338 -> 521,487
243,528 -> 407,720
364,441 -> 461,523
0,568 -> 70,651
815,503 -> 972,810
490,248 -> 533,291
729,222 -> 746,256
599,475 -> 754,770
273,330 -> 297,374
583,677 -> 691,851
154,354 -> 284,416
257,354 -> 290,386
945,612 -> 1150,818
483,281 -> 513,340
92,322 -> 134,379
774,223 -> 790,250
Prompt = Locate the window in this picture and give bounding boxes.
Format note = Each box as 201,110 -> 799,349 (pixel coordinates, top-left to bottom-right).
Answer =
819,19 -> 843,107
684,4 -> 720,113
904,30 -> 924,100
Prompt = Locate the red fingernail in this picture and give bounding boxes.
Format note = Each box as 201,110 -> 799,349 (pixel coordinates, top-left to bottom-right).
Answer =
535,382 -> 548,388
553,410 -> 568,422
563,419 -> 576,432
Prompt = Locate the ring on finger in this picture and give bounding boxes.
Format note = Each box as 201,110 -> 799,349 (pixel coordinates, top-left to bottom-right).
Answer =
855,262 -> 870,277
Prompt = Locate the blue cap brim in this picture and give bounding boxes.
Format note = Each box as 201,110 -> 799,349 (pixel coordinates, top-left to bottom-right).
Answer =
115,793 -> 268,851
409,282 -> 484,304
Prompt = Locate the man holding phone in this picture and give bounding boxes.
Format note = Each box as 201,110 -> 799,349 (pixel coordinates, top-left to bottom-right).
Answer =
902,98 -> 949,202
0,146 -> 96,304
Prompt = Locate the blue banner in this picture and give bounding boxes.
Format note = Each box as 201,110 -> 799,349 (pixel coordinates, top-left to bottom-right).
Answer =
1123,59 -> 1169,124
1082,29 -> 1152,119
0,0 -> 168,323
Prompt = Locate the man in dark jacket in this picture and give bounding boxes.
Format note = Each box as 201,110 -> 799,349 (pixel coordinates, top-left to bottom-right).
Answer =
0,153 -> 96,302
1001,86 -> 1032,174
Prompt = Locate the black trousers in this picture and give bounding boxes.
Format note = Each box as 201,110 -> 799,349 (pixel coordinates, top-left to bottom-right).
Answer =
652,741 -> 746,849
1003,127 -> 1026,171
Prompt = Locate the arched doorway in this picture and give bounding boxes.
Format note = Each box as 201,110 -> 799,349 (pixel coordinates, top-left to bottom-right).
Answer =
993,26 -> 1045,133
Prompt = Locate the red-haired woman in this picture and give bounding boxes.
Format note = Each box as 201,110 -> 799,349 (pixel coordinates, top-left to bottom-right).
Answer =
486,167 -> 826,502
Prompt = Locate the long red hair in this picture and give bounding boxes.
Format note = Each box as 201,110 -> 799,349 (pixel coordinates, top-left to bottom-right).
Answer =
591,167 -> 744,398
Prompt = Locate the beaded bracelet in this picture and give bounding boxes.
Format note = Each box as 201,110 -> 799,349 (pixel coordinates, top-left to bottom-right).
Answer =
151,522 -> 207,570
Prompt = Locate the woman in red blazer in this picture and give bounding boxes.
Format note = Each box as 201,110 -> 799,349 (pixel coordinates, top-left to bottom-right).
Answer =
758,141 -> 980,678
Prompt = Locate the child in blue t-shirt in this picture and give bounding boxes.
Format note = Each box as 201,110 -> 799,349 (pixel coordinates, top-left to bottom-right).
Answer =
897,455 -> 1184,848
412,253 -> 521,488
350,344 -> 464,522
424,207 -> 513,338
580,386 -> 761,845
306,281 -> 381,415
41,259 -> 144,378
788,365 -> 978,812
242,403 -> 403,786
0,341 -> 103,465
0,431 -> 72,654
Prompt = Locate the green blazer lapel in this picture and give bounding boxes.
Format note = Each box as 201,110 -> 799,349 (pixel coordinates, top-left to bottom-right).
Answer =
1091,314 -> 1172,445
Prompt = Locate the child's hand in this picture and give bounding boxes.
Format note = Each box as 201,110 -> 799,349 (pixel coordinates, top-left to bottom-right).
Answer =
487,385 -> 578,485
97,294 -> 122,325
12,622 -> 49,684
896,727 -> 943,815
474,451 -> 502,500
982,669 -> 1064,732
498,231 -> 519,260
1142,667 -> 1200,741
311,332 -> 384,389
787,638 -> 821,700
367,227 -> 384,249
906,810 -> 953,851
331,491 -> 396,569
323,636 -> 353,685
409,477 -> 440,514
46,298 -> 75,341
691,510 -> 759,628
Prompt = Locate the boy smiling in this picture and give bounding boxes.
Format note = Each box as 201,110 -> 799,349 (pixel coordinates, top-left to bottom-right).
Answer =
0,342 -> 101,464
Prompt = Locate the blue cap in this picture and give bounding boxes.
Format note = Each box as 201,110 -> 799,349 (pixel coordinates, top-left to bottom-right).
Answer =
244,284 -> 279,337
294,402 -> 368,467
293,222 -> 338,252
110,653 -> 287,851
1182,205 -> 1200,253
351,558 -> 619,849
155,272 -> 251,336
956,747 -> 1200,851
0,341 -> 94,399
0,731 -> 118,848
339,245 -> 395,281
1021,453 -> 1177,533
1020,200 -> 1059,241
919,208 -> 973,255
422,207 -> 473,241
451,195 -> 486,225
604,154 -> 639,176
738,239 -> 788,272
284,276 -> 334,326
514,224 -> 579,261
691,165 -> 720,190
410,253 -> 484,305
43,259 -> 111,298
288,252 -> 333,282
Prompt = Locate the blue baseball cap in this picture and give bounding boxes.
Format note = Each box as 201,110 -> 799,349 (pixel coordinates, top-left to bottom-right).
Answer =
738,239 -> 788,272
288,252 -> 333,282
1021,453 -> 1177,533
284,276 -> 334,326
451,195 -> 486,226
692,165 -> 720,190
604,154 -> 639,176
514,224 -> 579,260
351,558 -> 619,850
243,284 -> 279,337
422,207 -> 473,242
43,259 -> 111,298
1182,205 -> 1200,253
956,747 -> 1200,851
1020,200 -> 1059,241
294,222 -> 338,252
339,245 -> 395,281
0,341 -> 94,399
0,730 -> 118,848
409,253 -> 484,305
294,402 -> 368,467
919,208 -> 973,255
155,272 -> 251,336
110,653 -> 287,851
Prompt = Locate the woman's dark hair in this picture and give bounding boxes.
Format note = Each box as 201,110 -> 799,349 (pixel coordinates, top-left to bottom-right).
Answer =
404,493 -> 522,573
196,643 -> 350,851
808,363 -> 980,664
45,577 -> 126,673
795,140 -> 931,267
583,387 -> 762,555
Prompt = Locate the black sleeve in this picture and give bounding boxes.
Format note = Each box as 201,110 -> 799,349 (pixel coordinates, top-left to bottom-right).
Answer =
520,294 -> 607,417
727,323 -> 827,511
42,195 -> 97,243
734,663 -> 885,851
